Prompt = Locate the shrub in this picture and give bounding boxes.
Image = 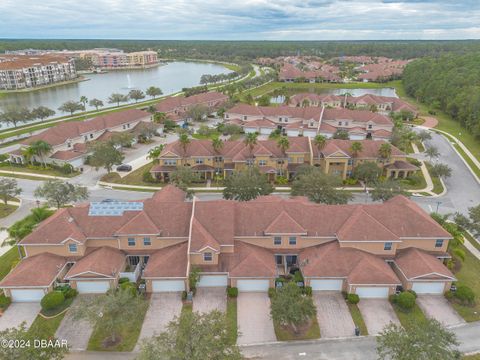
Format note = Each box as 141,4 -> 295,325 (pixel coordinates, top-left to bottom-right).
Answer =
142,171 -> 158,183
227,287 -> 238,298
181,291 -> 187,301
303,286 -> 312,297
64,288 -> 78,299
347,293 -> 360,304
41,291 -> 65,311
343,178 -> 358,185
407,289 -> 417,298
268,287 -> 276,298
293,270 -> 304,284
0,294 -> 11,310
118,277 -> 130,284
397,291 -> 416,310
452,248 -> 466,262
389,294 -> 398,304
275,176 -> 288,185
455,285 -> 475,305
445,290 -> 455,300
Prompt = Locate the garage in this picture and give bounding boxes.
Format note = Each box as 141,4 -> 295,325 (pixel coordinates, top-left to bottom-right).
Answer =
244,127 -> 257,134
411,282 -> 446,294
355,287 -> 390,298
76,281 -> 111,294
310,279 -> 343,291
237,279 -> 270,292
303,130 -> 317,138
260,127 -> 273,135
152,280 -> 185,292
10,289 -> 45,302
286,130 -> 299,137
197,275 -> 228,287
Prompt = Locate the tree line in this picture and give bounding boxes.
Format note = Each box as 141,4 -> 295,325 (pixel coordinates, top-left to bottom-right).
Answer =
403,52 -> 480,138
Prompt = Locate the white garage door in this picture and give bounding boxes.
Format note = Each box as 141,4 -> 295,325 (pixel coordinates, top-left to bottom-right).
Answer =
152,280 -> 185,292
412,282 -> 445,294
310,279 -> 343,291
245,127 -> 257,134
76,281 -> 110,294
10,289 -> 45,302
260,128 -> 273,135
197,275 -> 228,287
286,130 -> 299,137
237,279 -> 270,292
356,287 -> 389,298
350,134 -> 365,140
303,130 -> 317,138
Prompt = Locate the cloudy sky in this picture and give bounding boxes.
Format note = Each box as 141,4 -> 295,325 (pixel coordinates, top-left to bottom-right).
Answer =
1,0 -> 479,40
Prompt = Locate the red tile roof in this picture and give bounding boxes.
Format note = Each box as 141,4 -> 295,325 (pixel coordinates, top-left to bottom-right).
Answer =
395,247 -> 455,280
64,247 -> 125,279
143,242 -> 188,278
228,242 -> 277,278
322,108 -> 393,126
0,253 -> 66,287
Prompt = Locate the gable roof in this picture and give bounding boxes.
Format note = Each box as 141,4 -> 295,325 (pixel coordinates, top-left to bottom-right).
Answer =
143,242 -> 188,278
395,247 -> 455,280
264,211 -> 307,235
228,242 -> 276,278
0,253 -> 66,287
64,247 -> 125,279
115,211 -> 160,235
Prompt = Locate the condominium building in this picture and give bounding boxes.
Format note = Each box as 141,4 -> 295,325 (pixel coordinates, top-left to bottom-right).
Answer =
0,54 -> 77,90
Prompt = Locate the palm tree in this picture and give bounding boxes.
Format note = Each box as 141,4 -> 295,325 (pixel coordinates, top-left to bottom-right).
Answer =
244,132 -> 258,154
425,146 -> 440,161
378,142 -> 392,160
179,134 -> 191,162
79,96 -> 88,110
21,146 -> 36,165
313,134 -> 327,151
284,95 -> 291,105
277,136 -> 290,155
212,137 -> 223,153
30,140 -> 52,167
350,141 -> 363,167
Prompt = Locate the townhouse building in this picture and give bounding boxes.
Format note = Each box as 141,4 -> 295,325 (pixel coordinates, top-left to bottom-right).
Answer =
289,93 -> 417,116
0,54 -> 77,90
0,186 -> 454,302
279,63 -> 341,83
154,91 -> 229,123
9,109 -> 152,169
150,137 -> 418,181
224,104 -> 394,140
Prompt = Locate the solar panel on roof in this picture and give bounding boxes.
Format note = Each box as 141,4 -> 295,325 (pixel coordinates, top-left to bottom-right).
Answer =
88,201 -> 144,216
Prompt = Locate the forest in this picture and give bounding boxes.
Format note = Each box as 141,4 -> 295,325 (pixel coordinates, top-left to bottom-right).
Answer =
2,39 -> 480,60
403,53 -> 480,138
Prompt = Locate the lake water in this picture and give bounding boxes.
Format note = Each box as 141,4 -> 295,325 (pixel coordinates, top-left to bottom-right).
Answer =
0,61 -> 231,114
271,87 -> 398,104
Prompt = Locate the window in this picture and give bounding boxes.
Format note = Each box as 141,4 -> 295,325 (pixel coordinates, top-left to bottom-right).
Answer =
128,238 -> 136,246
195,158 -> 204,164
284,118 -> 288,123
348,159 -> 353,165
435,239 -> 444,248
368,124 -> 373,129
259,160 -> 267,166
203,252 -> 213,261
90,134 -> 94,139
68,243 -> 77,253
243,116 -> 247,121
338,121 -> 342,126
225,114 -> 229,119
384,242 -> 393,251
274,236 -> 282,245
289,236 -> 297,245
298,157 -> 304,163
143,237 -> 151,246
164,159 -> 177,166
214,156 -> 223,162
84,135 -> 88,141
246,159 -> 254,166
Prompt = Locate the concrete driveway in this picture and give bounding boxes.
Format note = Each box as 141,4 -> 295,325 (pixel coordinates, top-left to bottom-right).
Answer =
0,302 -> 40,331
416,295 -> 465,327
193,287 -> 226,314
358,299 -> 400,335
55,297 -> 94,351
137,293 -> 183,344
237,292 -> 276,345
313,291 -> 356,338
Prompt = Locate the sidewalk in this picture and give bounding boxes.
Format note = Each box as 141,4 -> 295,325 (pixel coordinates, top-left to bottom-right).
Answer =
0,169 -> 68,180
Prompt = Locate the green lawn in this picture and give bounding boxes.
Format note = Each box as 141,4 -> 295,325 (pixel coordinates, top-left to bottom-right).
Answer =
101,163 -> 159,187
347,302 -> 368,336
0,164 -> 79,178
29,313 -> 66,339
0,247 -> 20,280
87,298 -> 149,352
464,232 -> 480,252
0,204 -> 18,219
226,298 -> 237,345
388,80 -> 480,174
464,354 -> 480,360
450,244 -> 480,322
391,303 -> 428,328
273,317 -> 321,341
425,162 -> 445,195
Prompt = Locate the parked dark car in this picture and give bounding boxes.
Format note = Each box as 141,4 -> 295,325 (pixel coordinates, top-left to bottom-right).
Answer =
116,164 -> 132,172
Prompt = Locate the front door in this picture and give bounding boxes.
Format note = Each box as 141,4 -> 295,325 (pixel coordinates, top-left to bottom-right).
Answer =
286,255 -> 298,266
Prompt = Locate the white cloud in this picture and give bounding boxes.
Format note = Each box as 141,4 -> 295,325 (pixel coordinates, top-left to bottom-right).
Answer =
0,0 -> 479,39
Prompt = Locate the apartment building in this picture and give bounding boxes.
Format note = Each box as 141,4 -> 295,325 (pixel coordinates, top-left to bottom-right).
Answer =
0,186 -> 453,301
9,109 -> 152,169
0,54 -> 77,90
150,137 -> 417,181
289,93 -> 417,116
78,50 -> 158,69
224,104 -> 394,140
